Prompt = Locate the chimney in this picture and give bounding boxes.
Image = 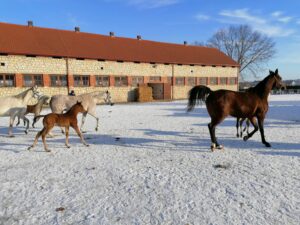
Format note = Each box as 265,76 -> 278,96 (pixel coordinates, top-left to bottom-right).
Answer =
109,32 -> 115,37
137,35 -> 142,40
74,27 -> 80,32
27,21 -> 33,27
184,41 -> 188,45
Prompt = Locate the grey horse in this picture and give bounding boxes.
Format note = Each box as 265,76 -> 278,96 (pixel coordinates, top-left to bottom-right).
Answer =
34,91 -> 113,132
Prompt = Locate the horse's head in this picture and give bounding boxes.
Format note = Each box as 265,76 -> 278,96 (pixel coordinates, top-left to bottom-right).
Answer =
270,69 -> 286,90
104,90 -> 114,106
41,95 -> 50,105
31,85 -> 41,99
75,101 -> 86,113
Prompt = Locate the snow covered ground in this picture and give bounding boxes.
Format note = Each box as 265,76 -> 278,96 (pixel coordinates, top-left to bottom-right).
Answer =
0,94 -> 299,225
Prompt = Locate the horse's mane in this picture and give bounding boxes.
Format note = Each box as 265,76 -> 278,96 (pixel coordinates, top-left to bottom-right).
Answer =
14,88 -> 32,99
251,74 -> 274,98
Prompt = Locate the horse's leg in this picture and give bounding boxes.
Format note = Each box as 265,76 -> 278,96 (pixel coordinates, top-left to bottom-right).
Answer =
72,124 -> 89,147
65,126 -> 70,148
23,116 -> 30,134
16,116 -> 20,126
236,118 -> 240,137
42,126 -> 53,152
60,111 -> 65,134
28,128 -> 44,150
243,117 -> 258,141
239,118 -> 245,137
244,118 -> 251,135
32,112 -> 38,128
257,116 -> 271,147
208,117 -> 224,151
80,112 -> 88,132
8,116 -> 14,137
87,110 -> 99,132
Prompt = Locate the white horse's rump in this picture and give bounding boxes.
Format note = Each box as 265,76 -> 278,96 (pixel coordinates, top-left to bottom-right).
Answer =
0,86 -> 40,136
48,91 -> 113,132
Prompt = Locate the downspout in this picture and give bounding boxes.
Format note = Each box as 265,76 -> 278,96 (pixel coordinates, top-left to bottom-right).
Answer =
171,64 -> 174,100
66,57 -> 70,94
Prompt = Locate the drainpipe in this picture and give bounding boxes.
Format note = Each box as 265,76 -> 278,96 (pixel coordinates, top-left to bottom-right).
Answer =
171,64 -> 174,100
66,57 -> 70,94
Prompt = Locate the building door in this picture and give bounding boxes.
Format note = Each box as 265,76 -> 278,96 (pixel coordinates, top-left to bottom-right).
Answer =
148,83 -> 163,100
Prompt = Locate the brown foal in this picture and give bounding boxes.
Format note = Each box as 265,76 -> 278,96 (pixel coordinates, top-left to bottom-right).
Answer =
28,101 -> 89,152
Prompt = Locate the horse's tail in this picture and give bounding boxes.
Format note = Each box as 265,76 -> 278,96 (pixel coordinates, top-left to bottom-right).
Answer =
187,85 -> 212,112
32,115 -> 45,128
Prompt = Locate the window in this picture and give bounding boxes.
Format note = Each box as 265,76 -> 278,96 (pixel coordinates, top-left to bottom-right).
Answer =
74,75 -> 89,87
209,77 -> 218,85
50,75 -> 67,87
199,77 -> 207,85
132,76 -> 144,87
96,76 -> 109,87
175,77 -> 184,86
229,77 -> 237,85
115,76 -> 128,87
187,77 -> 196,86
0,74 -> 15,87
149,76 -> 161,82
23,74 -> 43,87
220,77 -> 227,85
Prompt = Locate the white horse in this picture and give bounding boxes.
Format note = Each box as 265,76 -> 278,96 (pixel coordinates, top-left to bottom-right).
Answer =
36,91 -> 113,132
0,86 -> 40,136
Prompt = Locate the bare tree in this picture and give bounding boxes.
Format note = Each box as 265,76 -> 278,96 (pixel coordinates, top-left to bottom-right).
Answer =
205,25 -> 276,79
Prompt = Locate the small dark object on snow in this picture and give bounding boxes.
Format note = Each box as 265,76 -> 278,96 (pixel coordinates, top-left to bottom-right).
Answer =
55,207 -> 65,212
115,137 -> 120,141
213,163 -> 231,169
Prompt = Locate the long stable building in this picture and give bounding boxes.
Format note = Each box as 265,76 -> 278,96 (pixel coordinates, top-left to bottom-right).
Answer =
0,22 -> 239,102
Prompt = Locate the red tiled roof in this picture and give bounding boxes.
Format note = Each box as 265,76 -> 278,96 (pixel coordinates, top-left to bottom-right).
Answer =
0,22 -> 239,66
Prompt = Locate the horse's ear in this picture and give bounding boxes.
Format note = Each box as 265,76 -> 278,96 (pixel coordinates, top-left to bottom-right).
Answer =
269,70 -> 273,74
275,69 -> 278,74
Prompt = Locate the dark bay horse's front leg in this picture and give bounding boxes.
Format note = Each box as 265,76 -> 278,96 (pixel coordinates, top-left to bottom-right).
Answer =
236,118 -> 240,137
257,116 -> 271,147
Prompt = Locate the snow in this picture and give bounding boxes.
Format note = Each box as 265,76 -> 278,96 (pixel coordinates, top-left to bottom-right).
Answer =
0,94 -> 299,225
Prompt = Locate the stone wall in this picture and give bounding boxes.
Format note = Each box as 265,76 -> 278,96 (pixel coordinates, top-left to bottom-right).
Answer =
0,55 -> 239,102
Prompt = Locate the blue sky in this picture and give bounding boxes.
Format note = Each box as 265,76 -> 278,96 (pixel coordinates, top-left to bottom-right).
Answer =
1,0 -> 300,80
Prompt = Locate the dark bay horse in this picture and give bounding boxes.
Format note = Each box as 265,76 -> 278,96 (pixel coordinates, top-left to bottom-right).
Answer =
187,69 -> 285,151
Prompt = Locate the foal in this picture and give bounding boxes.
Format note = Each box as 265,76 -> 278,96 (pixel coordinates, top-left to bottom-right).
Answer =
236,118 -> 251,138
28,101 -> 89,152
16,95 -> 50,127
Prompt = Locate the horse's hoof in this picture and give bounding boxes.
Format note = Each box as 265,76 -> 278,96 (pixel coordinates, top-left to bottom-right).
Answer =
27,146 -> 33,151
95,128 -> 98,131
216,145 -> 224,150
110,103 -> 114,106
66,146 -> 71,149
264,142 -> 271,147
45,149 -> 51,152
86,144 -> 90,147
25,131 -> 28,135
243,136 -> 248,141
